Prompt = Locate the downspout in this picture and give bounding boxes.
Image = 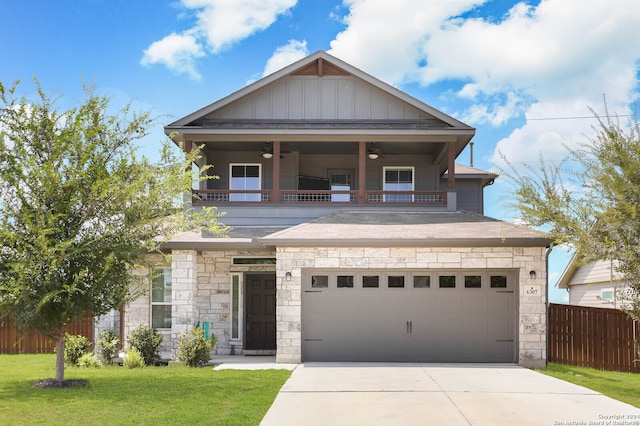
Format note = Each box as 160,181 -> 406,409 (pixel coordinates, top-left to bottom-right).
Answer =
545,245 -> 553,368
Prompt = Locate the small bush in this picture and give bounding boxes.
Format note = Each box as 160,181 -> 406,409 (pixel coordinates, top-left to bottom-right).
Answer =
123,347 -> 145,369
129,326 -> 162,366
178,327 -> 214,367
97,329 -> 119,366
77,353 -> 102,368
64,333 -> 91,366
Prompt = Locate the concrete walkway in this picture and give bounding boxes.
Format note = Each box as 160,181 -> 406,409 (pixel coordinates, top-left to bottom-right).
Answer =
256,363 -> 640,426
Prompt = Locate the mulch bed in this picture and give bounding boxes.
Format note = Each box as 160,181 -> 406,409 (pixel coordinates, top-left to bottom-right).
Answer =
32,378 -> 88,388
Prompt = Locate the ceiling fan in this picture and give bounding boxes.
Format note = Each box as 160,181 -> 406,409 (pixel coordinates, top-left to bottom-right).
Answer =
367,143 -> 396,159
259,142 -> 290,159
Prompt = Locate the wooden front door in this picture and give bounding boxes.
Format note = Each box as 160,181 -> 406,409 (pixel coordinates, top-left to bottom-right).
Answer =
245,274 -> 276,350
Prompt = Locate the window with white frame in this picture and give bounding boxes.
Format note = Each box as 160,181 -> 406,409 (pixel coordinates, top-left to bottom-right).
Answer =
601,288 -> 614,302
230,164 -> 261,201
151,267 -> 172,329
383,167 -> 414,202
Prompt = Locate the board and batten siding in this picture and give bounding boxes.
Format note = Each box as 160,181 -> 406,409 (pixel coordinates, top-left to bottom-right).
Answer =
207,76 -> 437,122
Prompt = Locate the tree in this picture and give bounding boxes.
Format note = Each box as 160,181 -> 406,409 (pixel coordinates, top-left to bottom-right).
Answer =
0,79 -> 225,382
500,109 -> 640,321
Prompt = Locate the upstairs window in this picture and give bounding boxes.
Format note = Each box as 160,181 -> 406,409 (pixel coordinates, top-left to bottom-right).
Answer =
383,167 -> 414,202
230,164 -> 261,201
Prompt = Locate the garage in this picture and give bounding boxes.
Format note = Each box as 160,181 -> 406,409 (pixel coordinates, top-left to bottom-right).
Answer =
302,270 -> 517,362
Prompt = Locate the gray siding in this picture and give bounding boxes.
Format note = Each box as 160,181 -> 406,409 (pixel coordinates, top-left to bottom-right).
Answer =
206,76 -> 439,122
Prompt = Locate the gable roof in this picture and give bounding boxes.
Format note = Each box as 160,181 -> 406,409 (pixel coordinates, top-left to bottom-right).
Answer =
556,255 -> 623,289
164,52 -> 475,169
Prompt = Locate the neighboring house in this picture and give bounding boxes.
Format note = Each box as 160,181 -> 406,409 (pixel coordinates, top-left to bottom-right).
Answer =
557,257 -> 628,309
98,51 -> 551,368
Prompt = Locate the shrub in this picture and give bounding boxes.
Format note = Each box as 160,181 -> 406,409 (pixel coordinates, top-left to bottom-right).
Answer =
129,326 -> 162,366
64,333 -> 91,366
122,347 -> 145,369
97,329 -> 119,366
177,327 -> 214,367
77,353 -> 102,368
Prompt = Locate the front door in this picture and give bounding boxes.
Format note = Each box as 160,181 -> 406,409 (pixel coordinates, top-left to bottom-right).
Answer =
245,274 -> 276,350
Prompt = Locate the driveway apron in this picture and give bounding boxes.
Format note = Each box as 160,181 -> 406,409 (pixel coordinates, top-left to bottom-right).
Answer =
260,363 -> 640,426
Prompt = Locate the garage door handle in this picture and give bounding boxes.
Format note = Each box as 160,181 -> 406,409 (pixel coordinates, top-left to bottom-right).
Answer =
406,321 -> 413,333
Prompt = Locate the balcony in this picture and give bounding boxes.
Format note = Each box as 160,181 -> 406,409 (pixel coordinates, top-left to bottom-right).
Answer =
192,189 -> 447,205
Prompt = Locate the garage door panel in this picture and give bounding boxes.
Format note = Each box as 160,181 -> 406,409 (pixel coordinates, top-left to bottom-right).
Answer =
302,271 -> 517,362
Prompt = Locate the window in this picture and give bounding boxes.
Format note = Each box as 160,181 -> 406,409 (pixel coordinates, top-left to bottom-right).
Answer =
414,276 -> 430,288
383,167 -> 414,202
233,257 -> 276,265
231,275 -> 240,339
464,275 -> 482,288
230,164 -> 261,201
388,276 -> 405,288
337,275 -> 354,288
439,275 -> 456,288
601,288 -> 614,302
151,267 -> 172,329
311,275 -> 328,288
363,275 -> 379,288
490,276 -> 508,288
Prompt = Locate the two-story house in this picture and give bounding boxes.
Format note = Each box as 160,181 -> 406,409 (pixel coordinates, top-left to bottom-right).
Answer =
114,51 -> 551,368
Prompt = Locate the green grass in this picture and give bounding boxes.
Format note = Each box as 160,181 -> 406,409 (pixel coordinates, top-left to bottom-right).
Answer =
0,354 -> 291,425
539,363 -> 640,408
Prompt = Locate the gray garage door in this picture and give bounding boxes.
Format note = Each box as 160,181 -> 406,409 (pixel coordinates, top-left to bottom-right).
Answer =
302,270 -> 517,362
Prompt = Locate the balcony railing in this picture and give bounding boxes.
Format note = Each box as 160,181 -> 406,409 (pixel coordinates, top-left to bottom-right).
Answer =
192,190 -> 446,205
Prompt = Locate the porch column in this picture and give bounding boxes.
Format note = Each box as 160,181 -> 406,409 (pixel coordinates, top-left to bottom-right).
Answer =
447,140 -> 457,211
272,141 -> 281,203
447,141 -> 456,190
171,250 -> 198,360
358,140 -> 367,203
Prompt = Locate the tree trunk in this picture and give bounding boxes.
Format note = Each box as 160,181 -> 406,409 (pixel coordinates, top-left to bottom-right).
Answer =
55,334 -> 65,382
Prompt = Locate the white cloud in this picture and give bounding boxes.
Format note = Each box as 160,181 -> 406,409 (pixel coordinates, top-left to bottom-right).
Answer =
141,0 -> 298,79
327,0 -> 640,167
262,39 -> 309,77
141,32 -> 205,80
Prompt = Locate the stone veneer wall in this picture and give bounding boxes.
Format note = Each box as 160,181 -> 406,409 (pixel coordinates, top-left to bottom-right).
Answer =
123,248 -> 276,359
275,246 -> 548,368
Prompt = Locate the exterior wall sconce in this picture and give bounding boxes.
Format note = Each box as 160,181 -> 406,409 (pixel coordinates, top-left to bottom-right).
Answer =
529,270 -> 536,279
285,271 -> 292,281
368,152 -> 379,160
262,151 -> 273,159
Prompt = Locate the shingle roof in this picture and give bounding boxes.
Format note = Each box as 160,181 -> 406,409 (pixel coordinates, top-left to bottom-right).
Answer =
258,211 -> 551,247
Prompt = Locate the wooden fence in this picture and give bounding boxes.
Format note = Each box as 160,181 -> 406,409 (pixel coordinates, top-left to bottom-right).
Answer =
548,303 -> 639,373
0,317 -> 94,354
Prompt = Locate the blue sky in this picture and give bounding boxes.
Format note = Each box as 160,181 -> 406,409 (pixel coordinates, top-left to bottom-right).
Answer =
3,0 -> 640,303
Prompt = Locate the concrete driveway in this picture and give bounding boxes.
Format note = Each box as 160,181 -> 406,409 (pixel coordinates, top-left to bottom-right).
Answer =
260,363 -> 640,426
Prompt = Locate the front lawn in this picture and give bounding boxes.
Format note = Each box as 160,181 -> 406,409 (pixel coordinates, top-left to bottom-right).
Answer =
0,354 -> 291,425
540,363 -> 640,408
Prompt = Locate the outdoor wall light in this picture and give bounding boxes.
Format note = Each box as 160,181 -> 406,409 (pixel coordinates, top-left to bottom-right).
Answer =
367,152 -> 379,160
529,270 -> 537,279
262,151 -> 273,159
285,271 -> 292,281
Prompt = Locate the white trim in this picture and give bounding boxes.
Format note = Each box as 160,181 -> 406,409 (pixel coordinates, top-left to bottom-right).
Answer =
383,166 -> 415,202
229,163 -> 262,202
230,273 -> 244,341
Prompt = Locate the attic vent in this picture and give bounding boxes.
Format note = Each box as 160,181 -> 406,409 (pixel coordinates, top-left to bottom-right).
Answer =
292,58 -> 350,77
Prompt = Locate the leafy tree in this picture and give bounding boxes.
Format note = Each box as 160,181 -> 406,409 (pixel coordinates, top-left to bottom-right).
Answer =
0,79 -> 225,382
500,109 -> 640,321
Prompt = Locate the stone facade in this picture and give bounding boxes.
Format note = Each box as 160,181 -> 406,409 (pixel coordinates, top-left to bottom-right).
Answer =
275,245 -> 548,368
119,249 -> 276,360
113,245 -> 547,367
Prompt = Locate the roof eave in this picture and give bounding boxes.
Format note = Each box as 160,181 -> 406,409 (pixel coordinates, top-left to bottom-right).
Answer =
257,237 -> 553,248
